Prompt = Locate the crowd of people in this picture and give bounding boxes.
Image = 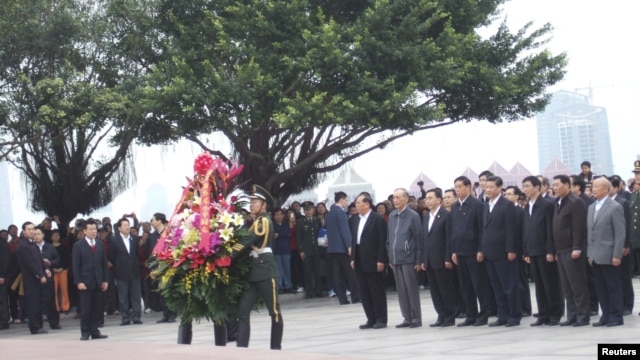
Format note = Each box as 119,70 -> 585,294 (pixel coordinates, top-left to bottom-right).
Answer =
1,159 -> 639,343
0,213 -> 175,338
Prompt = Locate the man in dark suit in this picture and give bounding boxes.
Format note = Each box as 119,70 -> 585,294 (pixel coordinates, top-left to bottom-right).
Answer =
570,174 -> 598,316
552,175 -> 590,327
609,176 -> 634,315
480,176 -> 521,327
16,221 -> 49,335
449,176 -> 491,327
72,219 -> 109,340
522,176 -> 564,326
149,213 -> 175,321
350,192 -> 388,330
0,228 -> 10,330
419,188 -> 455,327
503,185 -> 532,318
587,178 -> 626,327
108,218 -> 143,326
34,226 -> 62,330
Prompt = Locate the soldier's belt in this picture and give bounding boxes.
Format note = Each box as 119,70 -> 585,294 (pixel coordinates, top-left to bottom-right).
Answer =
250,247 -> 272,258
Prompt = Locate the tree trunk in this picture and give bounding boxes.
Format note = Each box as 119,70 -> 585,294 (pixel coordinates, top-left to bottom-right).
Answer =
177,322 -> 192,344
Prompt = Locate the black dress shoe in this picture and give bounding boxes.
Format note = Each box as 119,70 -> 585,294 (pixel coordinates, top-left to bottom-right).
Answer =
50,324 -> 62,330
572,320 -> 589,327
395,322 -> 411,328
548,320 -> 559,326
373,322 -> 387,329
488,320 -> 507,327
559,320 -> 575,327
133,320 -> 143,325
31,329 -> 48,335
505,322 -> 520,327
91,333 -> 108,339
359,323 -> 374,329
530,319 -> 549,327
80,335 -> 90,341
121,321 -> 131,326
591,321 -> 607,327
533,313 -> 539,318
622,309 -> 632,316
167,318 -> 177,323
441,321 -> 455,327
606,321 -> 623,327
457,319 -> 475,327
456,312 -> 467,319
156,318 -> 168,323
473,320 -> 488,327
522,312 -> 532,317
409,322 -> 422,328
429,321 -> 443,328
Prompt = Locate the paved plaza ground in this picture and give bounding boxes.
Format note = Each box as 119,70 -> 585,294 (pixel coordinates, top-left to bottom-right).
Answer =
2,282 -> 639,359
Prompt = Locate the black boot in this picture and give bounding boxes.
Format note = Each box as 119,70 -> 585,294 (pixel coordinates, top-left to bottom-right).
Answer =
177,322 -> 193,344
270,318 -> 283,350
236,320 -> 250,348
213,322 -> 227,346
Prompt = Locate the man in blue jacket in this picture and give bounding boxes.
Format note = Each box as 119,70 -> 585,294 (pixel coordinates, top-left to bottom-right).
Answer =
326,191 -> 360,305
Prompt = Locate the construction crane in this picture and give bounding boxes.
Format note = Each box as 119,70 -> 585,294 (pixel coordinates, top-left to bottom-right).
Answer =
575,81 -> 640,105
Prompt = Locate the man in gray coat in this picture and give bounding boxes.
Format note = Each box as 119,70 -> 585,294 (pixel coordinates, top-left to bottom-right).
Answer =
387,188 -> 422,328
587,177 -> 626,327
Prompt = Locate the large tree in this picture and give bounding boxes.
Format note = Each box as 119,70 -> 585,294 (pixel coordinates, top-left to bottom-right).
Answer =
127,0 -> 566,204
0,0 -> 143,226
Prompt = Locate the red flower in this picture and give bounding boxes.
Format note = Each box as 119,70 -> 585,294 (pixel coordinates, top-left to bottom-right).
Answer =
214,255 -> 231,267
194,153 -> 214,175
208,262 -> 216,272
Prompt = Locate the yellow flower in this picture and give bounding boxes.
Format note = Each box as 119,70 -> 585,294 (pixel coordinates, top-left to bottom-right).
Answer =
219,227 -> 234,241
231,213 -> 244,227
219,211 -> 232,227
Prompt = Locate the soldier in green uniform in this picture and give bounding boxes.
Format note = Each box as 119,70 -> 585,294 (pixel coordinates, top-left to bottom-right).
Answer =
296,201 -> 324,298
628,161 -> 640,314
234,185 -> 283,350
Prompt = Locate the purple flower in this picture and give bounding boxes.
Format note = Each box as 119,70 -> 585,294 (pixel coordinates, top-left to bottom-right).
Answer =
188,213 -> 202,229
209,232 -> 222,253
172,228 -> 184,246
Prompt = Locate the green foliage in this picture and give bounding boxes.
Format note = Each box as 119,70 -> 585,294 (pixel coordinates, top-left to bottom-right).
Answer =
149,253 -> 253,324
115,0 -> 566,204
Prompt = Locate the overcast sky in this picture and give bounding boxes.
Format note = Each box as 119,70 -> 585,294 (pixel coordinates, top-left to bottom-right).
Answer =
4,0 -> 640,227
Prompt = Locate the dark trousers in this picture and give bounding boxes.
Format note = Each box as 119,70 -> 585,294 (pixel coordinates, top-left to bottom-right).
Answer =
302,254 -> 322,296
330,253 -> 360,304
79,288 -> 103,337
518,257 -> 532,315
0,281 -> 9,327
116,278 -> 142,322
620,253 -> 634,311
556,252 -> 590,322
592,262 -> 623,324
290,249 -> 304,288
41,279 -> 59,327
8,276 -> 19,322
23,277 -> 43,333
425,267 -> 455,323
485,258 -> 521,323
104,269 -> 118,314
355,266 -> 387,325
452,266 -> 466,315
586,258 -> 598,312
530,255 -> 564,321
457,255 -> 491,322
236,278 -> 283,348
